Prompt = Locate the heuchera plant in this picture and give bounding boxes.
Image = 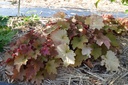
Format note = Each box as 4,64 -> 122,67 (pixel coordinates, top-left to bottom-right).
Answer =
4,14 -> 128,85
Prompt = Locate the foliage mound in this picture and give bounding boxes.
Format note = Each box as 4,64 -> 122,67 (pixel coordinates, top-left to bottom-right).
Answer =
4,14 -> 128,85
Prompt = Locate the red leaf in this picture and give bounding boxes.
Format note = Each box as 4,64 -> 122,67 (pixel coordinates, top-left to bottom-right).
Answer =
40,46 -> 50,56
25,65 -> 36,80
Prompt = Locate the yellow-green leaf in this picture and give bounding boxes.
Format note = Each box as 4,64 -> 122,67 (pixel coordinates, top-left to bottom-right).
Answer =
106,33 -> 119,47
91,44 -> 102,60
95,0 -> 101,8
45,60 -> 59,75
56,20 -> 70,30
71,35 -> 88,49
74,49 -> 88,67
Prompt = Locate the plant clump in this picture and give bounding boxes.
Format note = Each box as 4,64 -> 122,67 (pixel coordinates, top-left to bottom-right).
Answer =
4,14 -> 128,85
0,16 -> 17,52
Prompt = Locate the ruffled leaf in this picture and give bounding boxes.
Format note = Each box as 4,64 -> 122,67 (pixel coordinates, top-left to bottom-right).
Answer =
91,44 -> 102,60
45,60 -> 59,75
94,33 -> 110,49
85,15 -> 104,30
101,51 -> 120,71
74,49 -> 88,67
51,29 -> 69,45
56,44 -> 76,67
71,35 -> 88,49
82,44 -> 92,58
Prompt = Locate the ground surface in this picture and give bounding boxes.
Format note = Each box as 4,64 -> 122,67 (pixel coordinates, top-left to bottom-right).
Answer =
0,0 -> 128,13
0,0 -> 128,17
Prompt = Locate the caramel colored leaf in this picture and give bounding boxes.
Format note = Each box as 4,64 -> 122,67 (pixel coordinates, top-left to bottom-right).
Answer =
25,66 -> 36,80
31,71 -> 44,85
14,55 -> 28,72
11,66 -> 25,81
85,59 -> 94,68
53,11 -> 66,18
25,59 -> 44,80
43,70 -> 57,80
31,50 -> 41,59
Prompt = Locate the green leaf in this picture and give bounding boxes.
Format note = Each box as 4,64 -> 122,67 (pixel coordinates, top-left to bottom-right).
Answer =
95,0 -> 101,8
122,0 -> 128,6
106,33 -> 119,47
45,60 -> 59,75
74,49 -> 88,67
125,9 -> 128,13
101,44 -> 108,55
0,16 -> 9,27
0,28 -> 17,52
111,0 -> 116,2
56,20 -> 70,30
75,15 -> 86,23
71,35 -> 88,49
91,44 -> 102,60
